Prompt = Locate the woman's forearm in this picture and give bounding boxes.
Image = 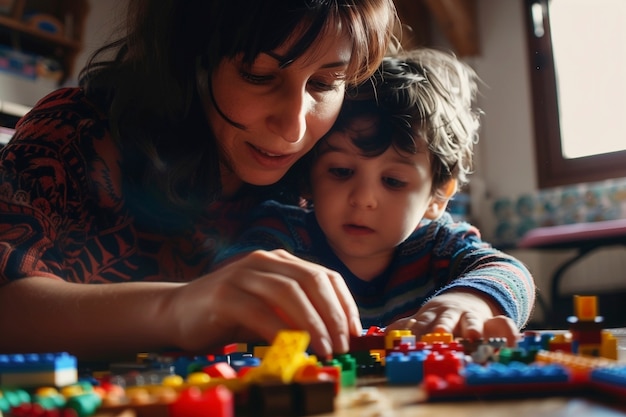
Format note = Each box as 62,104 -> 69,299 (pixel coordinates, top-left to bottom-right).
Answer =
0,277 -> 181,359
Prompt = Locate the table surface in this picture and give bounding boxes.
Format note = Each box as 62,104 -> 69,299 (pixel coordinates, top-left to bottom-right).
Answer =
325,384 -> 626,417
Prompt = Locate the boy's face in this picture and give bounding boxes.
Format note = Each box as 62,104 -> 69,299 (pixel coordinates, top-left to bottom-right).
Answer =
311,116 -> 438,271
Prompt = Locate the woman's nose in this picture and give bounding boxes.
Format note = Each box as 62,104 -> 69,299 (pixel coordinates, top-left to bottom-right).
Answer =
267,86 -> 308,143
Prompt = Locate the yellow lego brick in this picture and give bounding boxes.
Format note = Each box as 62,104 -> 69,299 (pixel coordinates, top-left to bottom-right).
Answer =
573,295 -> 598,321
601,330 -> 618,360
245,330 -> 311,384
385,330 -> 412,350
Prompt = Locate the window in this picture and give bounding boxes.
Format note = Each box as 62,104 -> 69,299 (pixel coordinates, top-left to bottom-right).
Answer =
524,0 -> 626,189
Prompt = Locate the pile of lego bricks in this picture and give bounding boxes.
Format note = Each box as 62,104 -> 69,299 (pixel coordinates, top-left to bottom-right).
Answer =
1,296 -> 626,416
0,331 -> 347,417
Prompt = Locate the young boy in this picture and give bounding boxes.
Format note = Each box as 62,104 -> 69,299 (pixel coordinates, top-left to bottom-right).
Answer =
215,48 -> 535,345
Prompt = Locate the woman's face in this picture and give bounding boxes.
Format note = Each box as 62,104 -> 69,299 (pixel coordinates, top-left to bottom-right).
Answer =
205,33 -> 353,195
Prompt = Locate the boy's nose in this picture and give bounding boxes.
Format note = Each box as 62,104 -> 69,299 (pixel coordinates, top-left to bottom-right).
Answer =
349,183 -> 378,209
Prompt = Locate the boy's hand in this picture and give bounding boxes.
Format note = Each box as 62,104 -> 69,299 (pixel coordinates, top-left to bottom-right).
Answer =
385,291 -> 520,347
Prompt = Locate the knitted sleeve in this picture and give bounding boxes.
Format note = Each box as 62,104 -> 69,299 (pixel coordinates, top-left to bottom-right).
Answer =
424,213 -> 536,328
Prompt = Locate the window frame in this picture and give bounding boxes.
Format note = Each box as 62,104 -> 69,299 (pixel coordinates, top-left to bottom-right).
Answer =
523,0 -> 626,189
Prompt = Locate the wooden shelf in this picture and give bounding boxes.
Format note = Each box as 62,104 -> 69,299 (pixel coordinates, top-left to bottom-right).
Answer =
0,0 -> 88,83
0,14 -> 81,50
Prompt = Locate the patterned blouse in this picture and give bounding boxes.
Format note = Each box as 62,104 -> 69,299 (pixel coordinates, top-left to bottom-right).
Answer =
0,88 -> 256,284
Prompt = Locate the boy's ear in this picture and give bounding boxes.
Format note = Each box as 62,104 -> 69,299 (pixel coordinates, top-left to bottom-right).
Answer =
424,179 -> 458,220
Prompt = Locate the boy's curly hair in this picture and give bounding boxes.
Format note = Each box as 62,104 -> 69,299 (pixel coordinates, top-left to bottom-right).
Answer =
331,48 -> 481,198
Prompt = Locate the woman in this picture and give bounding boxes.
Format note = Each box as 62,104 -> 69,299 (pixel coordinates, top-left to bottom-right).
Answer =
0,0 -> 398,358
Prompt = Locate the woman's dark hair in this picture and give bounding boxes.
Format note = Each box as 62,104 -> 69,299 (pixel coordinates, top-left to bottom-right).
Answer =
78,0 -> 397,228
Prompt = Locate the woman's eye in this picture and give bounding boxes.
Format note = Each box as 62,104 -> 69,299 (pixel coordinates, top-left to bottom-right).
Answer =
309,73 -> 345,93
308,79 -> 341,92
329,167 -> 353,179
383,177 -> 407,189
240,70 -> 272,85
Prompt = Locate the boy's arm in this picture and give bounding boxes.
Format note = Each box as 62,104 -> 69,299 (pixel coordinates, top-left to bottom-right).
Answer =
387,215 -> 535,342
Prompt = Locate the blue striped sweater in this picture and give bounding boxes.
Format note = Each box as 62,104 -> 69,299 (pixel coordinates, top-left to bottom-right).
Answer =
215,200 -> 535,329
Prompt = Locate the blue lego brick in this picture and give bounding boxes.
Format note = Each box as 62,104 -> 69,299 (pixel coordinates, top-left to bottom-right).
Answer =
386,351 -> 428,384
0,353 -> 76,373
230,356 -> 261,372
464,361 -> 570,385
590,365 -> 626,388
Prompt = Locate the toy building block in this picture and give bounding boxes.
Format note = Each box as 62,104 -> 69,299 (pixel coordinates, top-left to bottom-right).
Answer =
548,333 -> 573,353
590,365 -> 626,399
169,385 -> 233,417
292,380 -> 336,416
565,295 -> 606,358
423,361 -> 584,402
0,388 -> 30,414
573,295 -> 599,321
385,351 -> 428,385
421,333 -> 454,344
245,381 -> 294,417
230,356 -> 261,374
423,351 -> 463,380
534,350 -> 618,379
600,331 -> 618,360
244,330 -> 312,384
202,362 -> 238,379
244,380 -> 335,417
349,332 -> 386,353
0,353 -> 77,388
385,330 -> 412,350
324,354 -> 356,387
498,347 -> 536,364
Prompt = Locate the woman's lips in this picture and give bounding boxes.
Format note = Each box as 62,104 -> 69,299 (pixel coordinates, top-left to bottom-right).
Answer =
247,143 -> 298,169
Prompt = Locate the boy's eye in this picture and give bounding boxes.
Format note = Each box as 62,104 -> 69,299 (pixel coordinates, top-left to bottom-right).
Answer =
329,167 -> 353,179
383,177 -> 407,189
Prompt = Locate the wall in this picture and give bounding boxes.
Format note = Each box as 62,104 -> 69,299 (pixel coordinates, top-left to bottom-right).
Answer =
69,0 -> 127,86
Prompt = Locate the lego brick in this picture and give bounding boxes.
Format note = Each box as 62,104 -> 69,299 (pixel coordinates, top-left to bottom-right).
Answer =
292,380 -> 335,416
0,352 -> 76,373
573,295 -> 598,321
169,385 -> 233,417
0,353 -> 77,387
246,330 -> 311,384
423,351 -> 463,380
386,351 -> 427,385
464,361 -> 570,385
246,381 -> 293,417
590,365 -> 626,393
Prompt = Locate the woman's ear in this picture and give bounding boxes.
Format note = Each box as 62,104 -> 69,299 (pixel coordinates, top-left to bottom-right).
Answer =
424,179 -> 458,220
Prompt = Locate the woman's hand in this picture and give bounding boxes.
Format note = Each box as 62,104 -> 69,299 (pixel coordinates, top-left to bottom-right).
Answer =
385,291 -> 520,347
168,249 -> 362,357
